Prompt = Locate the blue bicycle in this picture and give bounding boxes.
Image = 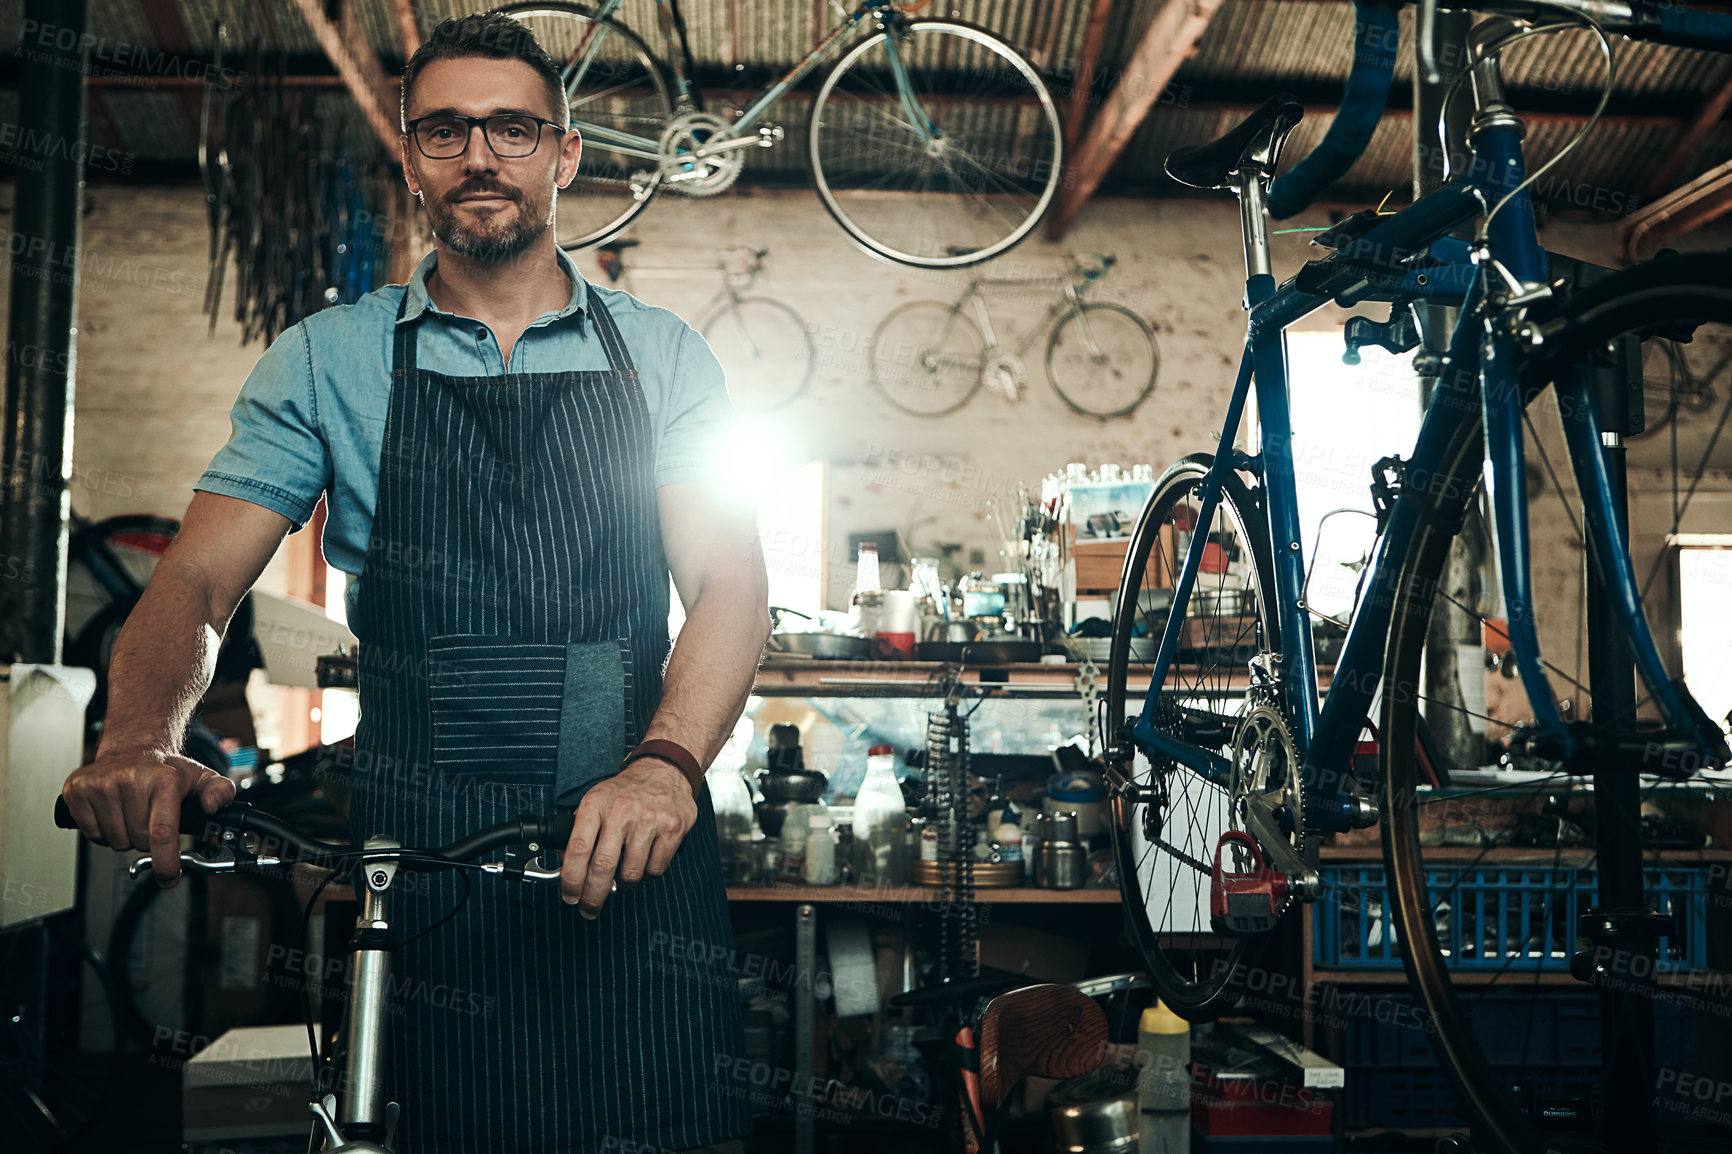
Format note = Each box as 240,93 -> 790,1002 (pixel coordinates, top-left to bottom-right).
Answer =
1103,2 -> 1732,1149
502,0 -> 1062,267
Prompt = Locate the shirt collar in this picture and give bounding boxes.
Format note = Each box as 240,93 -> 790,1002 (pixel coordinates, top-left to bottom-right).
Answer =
397,246 -> 590,325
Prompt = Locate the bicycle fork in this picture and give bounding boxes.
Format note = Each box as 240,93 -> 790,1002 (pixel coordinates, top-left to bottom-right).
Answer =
310,838 -> 401,1153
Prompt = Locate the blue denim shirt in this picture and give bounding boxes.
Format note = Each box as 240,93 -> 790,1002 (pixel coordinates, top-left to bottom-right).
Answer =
196,248 -> 734,618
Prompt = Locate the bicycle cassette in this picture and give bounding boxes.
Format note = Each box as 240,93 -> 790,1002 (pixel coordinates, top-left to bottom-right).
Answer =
659,111 -> 744,197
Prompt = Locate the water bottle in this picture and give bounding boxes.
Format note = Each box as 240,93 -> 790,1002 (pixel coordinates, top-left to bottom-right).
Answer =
1138,999 -> 1191,1154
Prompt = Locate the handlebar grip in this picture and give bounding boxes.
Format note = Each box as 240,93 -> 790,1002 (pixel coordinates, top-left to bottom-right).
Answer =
543,812 -> 576,848
1266,0 -> 1401,220
1654,5 -> 1732,54
54,793 -> 222,841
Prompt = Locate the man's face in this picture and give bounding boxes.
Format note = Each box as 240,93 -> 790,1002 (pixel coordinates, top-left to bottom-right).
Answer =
401,56 -> 580,264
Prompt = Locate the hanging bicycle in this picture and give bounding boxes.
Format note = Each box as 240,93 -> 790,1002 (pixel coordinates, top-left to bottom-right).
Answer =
502,0 -> 1063,268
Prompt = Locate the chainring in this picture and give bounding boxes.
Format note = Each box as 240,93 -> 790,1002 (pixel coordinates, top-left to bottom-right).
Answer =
658,111 -> 743,197
1228,704 -> 1310,894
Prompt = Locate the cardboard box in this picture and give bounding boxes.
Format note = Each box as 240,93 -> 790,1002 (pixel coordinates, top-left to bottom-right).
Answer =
1072,524 -> 1178,595
181,1024 -> 316,1141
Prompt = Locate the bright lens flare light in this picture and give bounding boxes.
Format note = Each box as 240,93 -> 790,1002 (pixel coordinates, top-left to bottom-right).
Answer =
704,415 -> 824,612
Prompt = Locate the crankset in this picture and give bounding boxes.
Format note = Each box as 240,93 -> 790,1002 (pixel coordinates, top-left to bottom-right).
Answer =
1226,705 -> 1320,913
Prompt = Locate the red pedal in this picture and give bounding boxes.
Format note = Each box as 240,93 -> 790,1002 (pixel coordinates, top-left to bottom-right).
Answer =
1210,831 -> 1289,935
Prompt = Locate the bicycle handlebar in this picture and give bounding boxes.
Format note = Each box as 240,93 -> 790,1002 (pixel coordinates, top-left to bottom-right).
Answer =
53,795 -> 576,871
1267,0 -> 1401,220
1650,3 -> 1732,53
1265,0 -> 1732,220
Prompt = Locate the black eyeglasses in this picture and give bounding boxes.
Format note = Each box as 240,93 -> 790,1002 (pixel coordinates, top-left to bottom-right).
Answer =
406,113 -> 566,160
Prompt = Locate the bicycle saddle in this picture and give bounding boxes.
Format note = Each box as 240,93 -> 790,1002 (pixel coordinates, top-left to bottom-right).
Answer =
976,983 -> 1108,1112
1166,93 -> 1304,191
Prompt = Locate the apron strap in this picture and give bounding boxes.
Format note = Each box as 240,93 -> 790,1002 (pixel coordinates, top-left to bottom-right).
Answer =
585,284 -> 639,379
393,291 -> 419,381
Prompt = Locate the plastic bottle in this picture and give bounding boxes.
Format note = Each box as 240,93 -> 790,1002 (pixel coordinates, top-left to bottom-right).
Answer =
804,813 -> 836,885
919,822 -> 940,862
994,822 -> 1023,865
704,763 -> 757,884
780,801 -> 814,880
854,744 -> 908,887
1138,999 -> 1191,1154
855,543 -> 882,595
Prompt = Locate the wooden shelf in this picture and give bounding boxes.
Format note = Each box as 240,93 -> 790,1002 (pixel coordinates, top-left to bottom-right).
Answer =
726,883 -> 1121,904
754,657 -> 1332,698
753,658 -> 1149,698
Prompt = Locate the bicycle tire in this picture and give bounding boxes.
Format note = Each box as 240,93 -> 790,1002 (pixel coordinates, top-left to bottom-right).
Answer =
1379,258 -> 1732,1154
808,20 -> 1063,269
700,296 -> 816,412
1105,454 -> 1282,1019
1046,301 -> 1159,420
869,299 -> 987,417
499,3 -> 672,251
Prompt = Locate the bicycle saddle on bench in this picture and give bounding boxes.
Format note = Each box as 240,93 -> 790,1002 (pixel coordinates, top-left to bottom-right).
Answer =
964,984 -> 1109,1151
1166,93 -> 1304,190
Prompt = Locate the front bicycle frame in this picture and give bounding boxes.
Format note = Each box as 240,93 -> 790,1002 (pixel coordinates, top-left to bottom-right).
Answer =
563,0 -> 929,158
951,267 -> 1102,365
1126,42 -> 1714,840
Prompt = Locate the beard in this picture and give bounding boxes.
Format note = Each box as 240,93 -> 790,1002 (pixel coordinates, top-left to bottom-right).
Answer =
427,176 -> 553,264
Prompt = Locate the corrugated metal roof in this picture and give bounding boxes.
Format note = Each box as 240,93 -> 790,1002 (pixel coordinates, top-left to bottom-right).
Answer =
3,0 -> 1730,212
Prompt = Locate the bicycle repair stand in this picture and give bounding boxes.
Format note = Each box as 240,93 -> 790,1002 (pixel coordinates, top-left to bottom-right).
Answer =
1555,255 -> 1664,1154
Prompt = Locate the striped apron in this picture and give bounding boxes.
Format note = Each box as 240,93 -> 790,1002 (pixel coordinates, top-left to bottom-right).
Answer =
347,289 -> 751,1153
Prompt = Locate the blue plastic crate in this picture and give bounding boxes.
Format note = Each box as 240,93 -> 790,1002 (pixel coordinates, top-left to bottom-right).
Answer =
1315,863 -> 1709,971
1338,990 -> 1687,1069
1345,1066 -> 1602,1129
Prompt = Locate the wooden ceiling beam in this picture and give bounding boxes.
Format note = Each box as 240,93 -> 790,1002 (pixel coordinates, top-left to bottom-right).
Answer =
289,0 -> 400,153
1622,156 -> 1732,262
1644,69 -> 1732,198
1046,0 -> 1225,240
1062,0 -> 1115,155
392,0 -> 423,57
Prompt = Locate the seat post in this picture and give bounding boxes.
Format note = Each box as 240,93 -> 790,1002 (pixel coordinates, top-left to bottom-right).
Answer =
1236,168 -> 1273,280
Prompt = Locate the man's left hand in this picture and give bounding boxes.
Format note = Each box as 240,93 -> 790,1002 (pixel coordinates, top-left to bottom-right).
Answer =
561,759 -> 697,918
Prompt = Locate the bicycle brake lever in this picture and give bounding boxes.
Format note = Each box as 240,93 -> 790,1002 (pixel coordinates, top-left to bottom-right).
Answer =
126,849 -> 285,880
481,861 -> 619,890
484,861 -> 565,882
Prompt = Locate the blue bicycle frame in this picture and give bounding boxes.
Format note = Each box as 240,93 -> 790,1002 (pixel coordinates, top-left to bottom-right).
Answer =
1128,87 -> 1718,837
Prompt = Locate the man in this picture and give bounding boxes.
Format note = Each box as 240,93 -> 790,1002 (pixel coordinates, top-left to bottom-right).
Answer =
61,13 -> 766,1153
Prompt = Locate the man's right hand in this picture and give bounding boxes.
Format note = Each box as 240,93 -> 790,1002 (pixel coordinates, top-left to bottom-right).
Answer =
61,751 -> 236,887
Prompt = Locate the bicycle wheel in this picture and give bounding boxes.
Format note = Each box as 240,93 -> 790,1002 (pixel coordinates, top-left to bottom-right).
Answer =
701,297 -> 815,412
809,20 -> 1062,269
1046,302 -> 1159,420
1379,258 -> 1732,1154
869,299 -> 987,417
500,3 -> 672,250
1105,454 -> 1283,1019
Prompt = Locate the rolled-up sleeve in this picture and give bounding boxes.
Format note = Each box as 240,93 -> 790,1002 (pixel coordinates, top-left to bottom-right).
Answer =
654,325 -> 740,488
194,324 -> 331,529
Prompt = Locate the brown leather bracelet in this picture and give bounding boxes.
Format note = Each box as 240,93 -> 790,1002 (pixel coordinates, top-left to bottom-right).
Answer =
621,738 -> 704,795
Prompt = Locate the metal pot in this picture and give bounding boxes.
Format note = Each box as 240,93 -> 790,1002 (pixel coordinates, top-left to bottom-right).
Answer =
757,769 -> 827,802
767,631 -> 872,660
1047,1067 -> 1140,1154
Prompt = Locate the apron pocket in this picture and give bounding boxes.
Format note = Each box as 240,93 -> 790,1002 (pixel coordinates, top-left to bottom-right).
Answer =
555,640 -> 629,808
427,635 -> 566,782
